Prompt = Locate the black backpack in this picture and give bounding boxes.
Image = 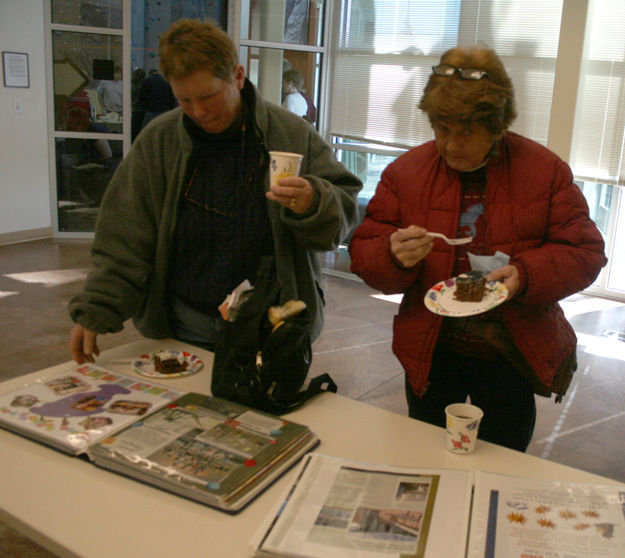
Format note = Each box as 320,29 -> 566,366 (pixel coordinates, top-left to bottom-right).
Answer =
210,256 -> 337,414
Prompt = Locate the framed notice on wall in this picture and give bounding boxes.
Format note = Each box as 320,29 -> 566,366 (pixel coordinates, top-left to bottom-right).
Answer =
2,51 -> 30,88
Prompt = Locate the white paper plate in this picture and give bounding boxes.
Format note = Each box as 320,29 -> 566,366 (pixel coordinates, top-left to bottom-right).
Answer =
132,350 -> 203,379
424,276 -> 508,317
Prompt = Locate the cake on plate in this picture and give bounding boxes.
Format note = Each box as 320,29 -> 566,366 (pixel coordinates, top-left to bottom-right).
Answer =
153,353 -> 188,374
454,271 -> 487,302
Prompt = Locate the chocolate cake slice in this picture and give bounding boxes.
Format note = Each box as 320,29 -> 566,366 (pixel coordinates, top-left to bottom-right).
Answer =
153,354 -> 188,374
454,271 -> 487,302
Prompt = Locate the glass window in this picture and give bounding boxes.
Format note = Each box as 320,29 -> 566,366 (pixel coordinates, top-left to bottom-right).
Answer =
52,0 -> 123,28
51,7 -> 127,235
241,0 -> 324,47
330,0 -> 563,148
332,139 -> 402,247
579,181 -> 625,293
53,30 -> 123,133
55,138 -> 123,232
241,46 -> 320,124
571,0 -> 625,186
333,138 -> 401,199
580,181 -> 613,236
130,0 -> 228,71
607,191 -> 625,293
129,0 -> 228,141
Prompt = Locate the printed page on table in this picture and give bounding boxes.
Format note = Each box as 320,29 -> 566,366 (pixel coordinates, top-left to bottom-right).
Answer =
0,363 -> 183,455
467,471 -> 625,558
252,452 -> 473,558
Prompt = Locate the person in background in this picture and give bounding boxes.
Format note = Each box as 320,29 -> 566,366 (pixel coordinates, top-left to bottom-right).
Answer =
349,46 -> 606,452
68,18 -> 361,363
282,69 -> 309,119
282,65 -> 316,124
60,106 -> 114,207
96,65 -> 123,114
302,93 -> 317,125
64,106 -> 112,161
131,67 -> 146,142
138,68 -> 178,129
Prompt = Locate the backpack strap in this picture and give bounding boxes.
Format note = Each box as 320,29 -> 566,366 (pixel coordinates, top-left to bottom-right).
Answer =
259,372 -> 338,415
303,373 -> 338,398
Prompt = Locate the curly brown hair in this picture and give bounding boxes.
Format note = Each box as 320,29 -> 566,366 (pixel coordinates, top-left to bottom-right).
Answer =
419,46 -> 517,136
158,18 -> 238,82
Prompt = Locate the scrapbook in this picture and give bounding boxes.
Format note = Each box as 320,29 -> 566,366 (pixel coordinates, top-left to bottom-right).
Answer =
0,364 -> 318,513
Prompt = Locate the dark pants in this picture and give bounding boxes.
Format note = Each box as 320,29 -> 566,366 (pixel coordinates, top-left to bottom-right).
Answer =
170,294 -> 218,352
405,348 -> 536,452
131,110 -> 145,143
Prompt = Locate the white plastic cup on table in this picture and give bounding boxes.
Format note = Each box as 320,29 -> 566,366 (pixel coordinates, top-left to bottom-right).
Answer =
445,403 -> 484,454
268,151 -> 303,188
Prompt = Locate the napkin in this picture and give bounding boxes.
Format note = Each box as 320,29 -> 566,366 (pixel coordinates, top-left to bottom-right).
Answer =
468,251 -> 510,273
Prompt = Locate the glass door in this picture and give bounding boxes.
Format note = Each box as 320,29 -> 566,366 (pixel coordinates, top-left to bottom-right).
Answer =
48,0 -> 128,235
238,0 -> 326,129
48,0 -> 230,236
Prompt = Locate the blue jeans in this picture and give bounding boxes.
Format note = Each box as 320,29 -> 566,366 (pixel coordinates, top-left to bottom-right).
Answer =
404,347 -> 536,452
170,294 -> 219,352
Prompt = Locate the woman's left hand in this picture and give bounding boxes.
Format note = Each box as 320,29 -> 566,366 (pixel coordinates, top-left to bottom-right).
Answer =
266,176 -> 314,215
487,264 -> 520,299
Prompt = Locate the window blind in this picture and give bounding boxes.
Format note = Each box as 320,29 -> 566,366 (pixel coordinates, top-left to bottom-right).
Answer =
571,0 -> 625,186
330,0 -> 563,149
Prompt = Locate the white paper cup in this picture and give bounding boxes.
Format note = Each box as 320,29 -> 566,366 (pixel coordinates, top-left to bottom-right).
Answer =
445,403 -> 483,454
269,151 -> 303,187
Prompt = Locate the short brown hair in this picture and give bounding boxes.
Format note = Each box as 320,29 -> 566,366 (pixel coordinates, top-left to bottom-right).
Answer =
419,46 -> 517,136
159,19 -> 238,82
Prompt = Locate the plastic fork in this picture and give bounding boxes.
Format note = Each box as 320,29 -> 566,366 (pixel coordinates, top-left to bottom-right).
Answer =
425,232 -> 473,245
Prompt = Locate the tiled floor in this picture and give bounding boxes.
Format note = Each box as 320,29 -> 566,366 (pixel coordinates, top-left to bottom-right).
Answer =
1,239 -> 624,557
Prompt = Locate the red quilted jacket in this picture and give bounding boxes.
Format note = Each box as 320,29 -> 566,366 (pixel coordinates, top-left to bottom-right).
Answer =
349,132 -> 607,397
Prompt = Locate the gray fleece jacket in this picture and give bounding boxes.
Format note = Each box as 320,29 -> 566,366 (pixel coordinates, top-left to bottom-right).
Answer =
68,81 -> 362,342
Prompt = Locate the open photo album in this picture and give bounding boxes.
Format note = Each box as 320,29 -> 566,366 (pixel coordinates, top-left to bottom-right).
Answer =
0,363 -> 319,513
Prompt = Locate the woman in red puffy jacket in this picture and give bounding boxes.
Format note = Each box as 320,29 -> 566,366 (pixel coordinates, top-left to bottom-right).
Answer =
349,46 -> 607,452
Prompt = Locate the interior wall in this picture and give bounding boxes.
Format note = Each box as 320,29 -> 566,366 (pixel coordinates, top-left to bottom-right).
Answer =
0,0 -> 50,239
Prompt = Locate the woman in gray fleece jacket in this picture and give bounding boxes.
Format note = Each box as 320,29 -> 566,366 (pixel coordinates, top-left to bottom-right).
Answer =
68,18 -> 361,363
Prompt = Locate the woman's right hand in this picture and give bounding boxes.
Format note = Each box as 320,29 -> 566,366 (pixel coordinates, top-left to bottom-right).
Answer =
390,226 -> 434,268
69,324 -> 100,364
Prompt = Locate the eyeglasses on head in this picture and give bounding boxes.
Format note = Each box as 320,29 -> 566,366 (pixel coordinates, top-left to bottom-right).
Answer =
431,64 -> 490,80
